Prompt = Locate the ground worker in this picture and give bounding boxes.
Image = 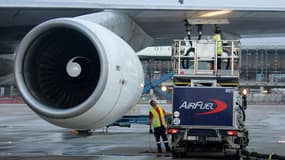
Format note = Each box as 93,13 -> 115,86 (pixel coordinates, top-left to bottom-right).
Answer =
213,26 -> 222,70
149,99 -> 172,153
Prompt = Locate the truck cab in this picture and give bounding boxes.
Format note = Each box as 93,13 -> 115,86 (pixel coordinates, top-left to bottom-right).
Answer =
168,39 -> 248,158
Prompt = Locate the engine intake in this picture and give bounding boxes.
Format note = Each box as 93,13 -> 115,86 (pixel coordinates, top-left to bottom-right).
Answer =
25,27 -> 100,109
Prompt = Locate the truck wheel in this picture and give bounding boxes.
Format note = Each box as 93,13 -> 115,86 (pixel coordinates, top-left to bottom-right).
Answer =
172,152 -> 183,158
232,150 -> 242,160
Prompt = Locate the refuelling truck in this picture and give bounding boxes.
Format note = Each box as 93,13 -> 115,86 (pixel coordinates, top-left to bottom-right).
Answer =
167,39 -> 248,157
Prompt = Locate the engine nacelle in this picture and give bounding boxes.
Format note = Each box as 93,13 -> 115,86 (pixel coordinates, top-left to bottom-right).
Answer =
14,18 -> 144,129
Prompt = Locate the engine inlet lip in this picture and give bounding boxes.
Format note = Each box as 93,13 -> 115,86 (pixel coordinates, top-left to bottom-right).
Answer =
14,18 -> 108,119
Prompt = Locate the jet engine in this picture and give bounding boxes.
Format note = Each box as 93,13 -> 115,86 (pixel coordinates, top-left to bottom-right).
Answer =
14,18 -> 144,129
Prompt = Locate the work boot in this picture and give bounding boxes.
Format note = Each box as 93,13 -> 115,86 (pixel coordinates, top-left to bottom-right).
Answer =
157,144 -> 162,153
165,143 -> 172,152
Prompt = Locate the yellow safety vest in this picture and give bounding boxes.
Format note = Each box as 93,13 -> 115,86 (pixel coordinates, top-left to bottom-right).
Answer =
214,33 -> 222,56
150,106 -> 166,128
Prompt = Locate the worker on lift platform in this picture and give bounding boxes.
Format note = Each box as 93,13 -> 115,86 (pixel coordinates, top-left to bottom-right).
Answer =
213,25 -> 223,70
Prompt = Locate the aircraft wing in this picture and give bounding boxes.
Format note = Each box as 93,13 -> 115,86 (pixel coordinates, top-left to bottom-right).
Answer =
1,0 -> 285,48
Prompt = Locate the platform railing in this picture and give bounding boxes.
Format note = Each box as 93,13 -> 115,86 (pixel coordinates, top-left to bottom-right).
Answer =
172,39 -> 240,77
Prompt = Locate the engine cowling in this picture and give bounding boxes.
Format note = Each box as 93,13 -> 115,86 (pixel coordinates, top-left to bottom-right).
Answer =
14,18 -> 144,129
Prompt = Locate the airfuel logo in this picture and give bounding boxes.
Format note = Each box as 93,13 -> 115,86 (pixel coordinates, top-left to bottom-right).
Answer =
178,99 -> 227,115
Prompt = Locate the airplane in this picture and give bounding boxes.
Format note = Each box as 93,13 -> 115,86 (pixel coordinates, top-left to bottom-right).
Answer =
1,0 -> 285,130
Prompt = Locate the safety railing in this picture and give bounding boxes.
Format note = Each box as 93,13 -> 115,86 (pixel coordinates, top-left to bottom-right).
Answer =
172,39 -> 240,77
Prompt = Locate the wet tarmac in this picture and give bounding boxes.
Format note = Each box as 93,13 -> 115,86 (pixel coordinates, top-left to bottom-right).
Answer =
0,104 -> 285,160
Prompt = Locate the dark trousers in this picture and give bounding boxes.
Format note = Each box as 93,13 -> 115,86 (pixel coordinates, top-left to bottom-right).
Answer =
154,126 -> 171,152
154,126 -> 168,143
217,56 -> 221,69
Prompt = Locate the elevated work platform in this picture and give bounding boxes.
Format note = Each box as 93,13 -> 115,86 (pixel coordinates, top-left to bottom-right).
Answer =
172,39 -> 240,87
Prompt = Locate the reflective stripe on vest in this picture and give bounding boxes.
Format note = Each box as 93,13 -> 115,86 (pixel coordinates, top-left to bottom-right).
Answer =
214,33 -> 222,56
150,106 -> 166,128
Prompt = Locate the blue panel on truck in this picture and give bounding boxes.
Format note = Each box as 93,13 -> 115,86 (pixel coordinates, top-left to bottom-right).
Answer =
173,87 -> 234,127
